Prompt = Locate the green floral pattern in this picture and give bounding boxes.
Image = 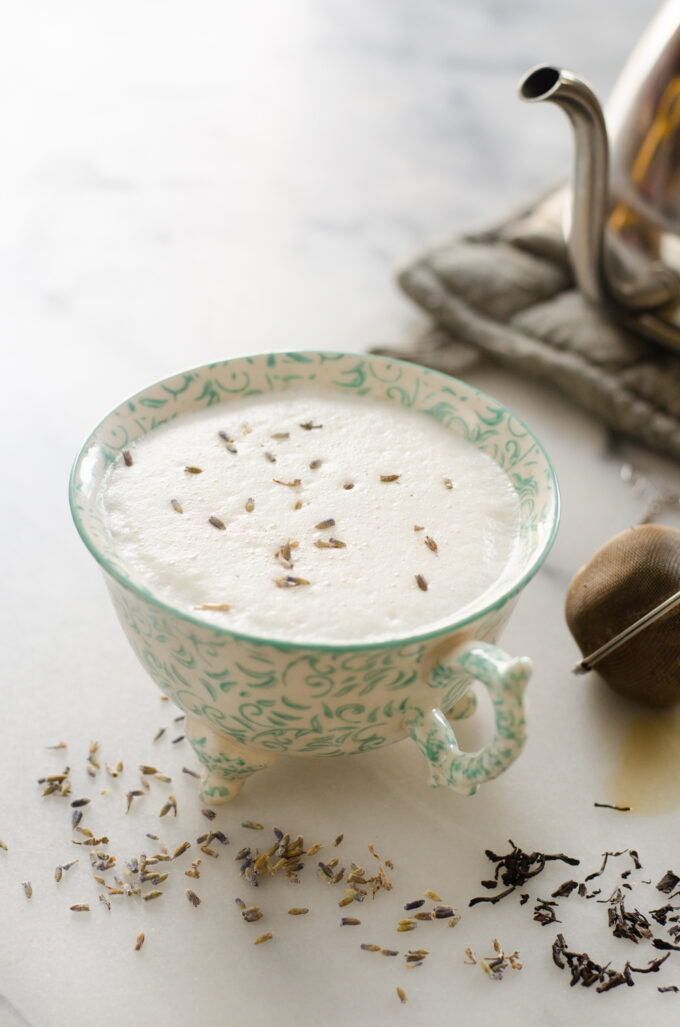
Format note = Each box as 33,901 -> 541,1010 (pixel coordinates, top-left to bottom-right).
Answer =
72,352 -> 559,803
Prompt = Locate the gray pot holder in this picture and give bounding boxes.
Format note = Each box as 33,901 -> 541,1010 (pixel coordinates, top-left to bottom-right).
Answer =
375,202 -> 680,461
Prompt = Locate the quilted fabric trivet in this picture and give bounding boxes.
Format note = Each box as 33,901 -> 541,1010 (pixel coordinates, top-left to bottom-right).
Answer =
374,205 -> 680,461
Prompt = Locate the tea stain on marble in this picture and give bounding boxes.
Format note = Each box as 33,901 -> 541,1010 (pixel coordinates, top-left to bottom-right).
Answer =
607,708 -> 680,814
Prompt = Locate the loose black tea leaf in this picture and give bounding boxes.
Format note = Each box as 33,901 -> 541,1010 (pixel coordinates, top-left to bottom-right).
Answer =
170,498 -> 183,514
315,518 -> 336,530
657,871 -> 680,894
380,474 -> 400,483
208,516 -> 226,530
533,899 -> 561,926
552,931 -> 671,994
608,901 -> 653,943
593,802 -> 631,811
122,450 -> 133,467
552,881 -> 579,899
185,466 -> 202,474
585,849 -> 640,882
649,904 -> 680,925
629,953 -> 671,973
470,841 -> 580,907
425,536 -> 438,553
415,574 -> 428,592
299,421 -> 322,431
273,478 -> 302,488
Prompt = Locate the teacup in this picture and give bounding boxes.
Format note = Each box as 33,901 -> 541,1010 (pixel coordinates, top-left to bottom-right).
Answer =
70,352 -> 559,802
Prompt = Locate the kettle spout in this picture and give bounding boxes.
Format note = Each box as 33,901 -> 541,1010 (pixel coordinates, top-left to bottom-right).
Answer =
519,65 -> 678,312
519,66 -> 609,305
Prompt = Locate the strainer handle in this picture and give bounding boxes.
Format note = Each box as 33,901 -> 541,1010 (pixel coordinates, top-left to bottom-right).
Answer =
403,641 -> 531,796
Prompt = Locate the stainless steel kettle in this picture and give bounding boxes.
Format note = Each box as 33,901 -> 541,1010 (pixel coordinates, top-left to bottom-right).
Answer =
519,1 -> 680,352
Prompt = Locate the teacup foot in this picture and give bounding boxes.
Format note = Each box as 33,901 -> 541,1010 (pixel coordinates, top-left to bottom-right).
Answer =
185,717 -> 279,805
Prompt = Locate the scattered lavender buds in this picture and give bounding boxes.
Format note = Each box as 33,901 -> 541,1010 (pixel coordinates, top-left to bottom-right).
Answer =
273,478 -> 302,488
274,576 -> 310,588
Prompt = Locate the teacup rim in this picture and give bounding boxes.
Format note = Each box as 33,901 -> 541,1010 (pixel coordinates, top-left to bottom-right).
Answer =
69,349 -> 561,652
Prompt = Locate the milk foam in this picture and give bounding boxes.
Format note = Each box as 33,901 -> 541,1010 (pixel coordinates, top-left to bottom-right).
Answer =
101,388 -> 523,643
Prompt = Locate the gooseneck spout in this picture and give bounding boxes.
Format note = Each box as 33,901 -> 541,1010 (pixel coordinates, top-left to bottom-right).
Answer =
520,66 -> 609,305
519,64 -> 679,312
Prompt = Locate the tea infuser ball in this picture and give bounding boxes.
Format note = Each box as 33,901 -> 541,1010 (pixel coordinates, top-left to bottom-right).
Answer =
566,524 -> 680,707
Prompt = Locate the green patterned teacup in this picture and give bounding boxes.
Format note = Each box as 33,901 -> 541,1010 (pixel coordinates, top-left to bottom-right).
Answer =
70,352 -> 559,802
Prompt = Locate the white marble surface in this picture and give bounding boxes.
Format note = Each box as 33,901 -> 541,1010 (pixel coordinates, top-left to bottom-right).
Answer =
4,1 -> 680,1025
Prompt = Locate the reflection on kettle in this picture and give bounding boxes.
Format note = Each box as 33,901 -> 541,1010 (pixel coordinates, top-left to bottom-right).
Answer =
519,0 -> 680,352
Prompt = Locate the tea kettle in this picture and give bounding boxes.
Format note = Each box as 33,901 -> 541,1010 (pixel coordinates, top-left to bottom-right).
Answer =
519,0 -> 680,352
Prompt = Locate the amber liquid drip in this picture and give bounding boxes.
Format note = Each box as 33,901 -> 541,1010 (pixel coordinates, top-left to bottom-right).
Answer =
607,709 -> 680,814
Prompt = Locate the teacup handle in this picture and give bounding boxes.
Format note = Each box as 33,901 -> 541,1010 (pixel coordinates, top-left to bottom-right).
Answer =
403,641 -> 531,796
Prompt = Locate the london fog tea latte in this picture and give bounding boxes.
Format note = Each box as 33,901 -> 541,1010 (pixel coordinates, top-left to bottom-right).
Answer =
101,388 -> 523,643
